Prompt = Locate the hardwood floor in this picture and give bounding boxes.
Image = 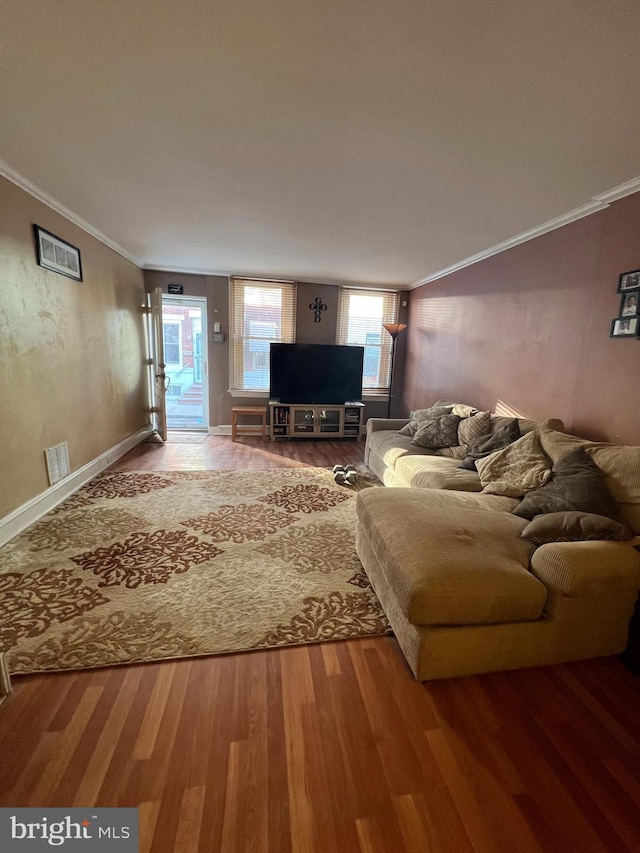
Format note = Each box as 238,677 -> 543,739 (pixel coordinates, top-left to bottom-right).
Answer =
1,435 -> 639,852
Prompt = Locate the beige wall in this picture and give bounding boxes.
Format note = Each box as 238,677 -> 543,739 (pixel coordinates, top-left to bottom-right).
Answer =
0,177 -> 148,519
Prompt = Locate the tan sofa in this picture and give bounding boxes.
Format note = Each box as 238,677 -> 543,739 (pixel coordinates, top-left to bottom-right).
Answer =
357,412 -> 640,680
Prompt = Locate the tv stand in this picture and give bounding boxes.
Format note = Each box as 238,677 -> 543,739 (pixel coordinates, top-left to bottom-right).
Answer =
269,401 -> 364,440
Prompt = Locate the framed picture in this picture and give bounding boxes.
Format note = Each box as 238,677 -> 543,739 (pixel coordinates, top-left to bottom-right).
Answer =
617,268 -> 640,293
610,316 -> 639,338
34,225 -> 83,281
619,290 -> 640,318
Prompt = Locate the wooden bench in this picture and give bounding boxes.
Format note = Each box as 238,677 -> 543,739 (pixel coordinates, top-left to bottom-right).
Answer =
231,406 -> 267,440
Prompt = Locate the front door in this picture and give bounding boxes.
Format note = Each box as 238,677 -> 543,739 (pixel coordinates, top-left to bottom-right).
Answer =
161,296 -> 208,430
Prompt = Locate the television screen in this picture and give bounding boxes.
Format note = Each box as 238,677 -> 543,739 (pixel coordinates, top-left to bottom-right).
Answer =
269,343 -> 364,404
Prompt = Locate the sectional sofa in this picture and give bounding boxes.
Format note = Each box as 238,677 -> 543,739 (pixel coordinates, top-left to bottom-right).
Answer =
356,408 -> 640,680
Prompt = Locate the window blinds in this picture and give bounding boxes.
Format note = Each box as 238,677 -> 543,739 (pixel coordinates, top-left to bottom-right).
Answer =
230,278 -> 297,391
336,288 -> 400,393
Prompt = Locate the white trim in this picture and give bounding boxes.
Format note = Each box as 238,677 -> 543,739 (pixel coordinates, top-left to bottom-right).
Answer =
593,175 -> 640,205
229,389 -> 270,398
0,425 -> 153,547
0,159 -> 142,268
3,158 -> 638,292
410,177 -> 640,289
208,425 -> 232,435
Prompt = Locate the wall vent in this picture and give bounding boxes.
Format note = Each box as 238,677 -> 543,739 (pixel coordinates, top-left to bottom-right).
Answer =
45,441 -> 70,485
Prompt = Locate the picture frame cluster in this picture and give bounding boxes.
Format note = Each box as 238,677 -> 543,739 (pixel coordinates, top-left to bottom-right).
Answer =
610,268 -> 639,338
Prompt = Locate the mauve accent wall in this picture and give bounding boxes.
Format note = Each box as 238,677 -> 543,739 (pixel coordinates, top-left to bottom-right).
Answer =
404,191 -> 640,445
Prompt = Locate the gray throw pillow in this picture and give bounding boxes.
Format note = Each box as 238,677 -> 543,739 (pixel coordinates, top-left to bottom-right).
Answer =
513,447 -> 622,521
398,405 -> 453,436
521,511 -> 632,545
411,414 -> 461,448
459,419 -> 521,471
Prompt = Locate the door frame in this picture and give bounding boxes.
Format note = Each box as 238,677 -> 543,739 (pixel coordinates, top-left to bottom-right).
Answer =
146,288 -> 168,441
161,295 -> 209,431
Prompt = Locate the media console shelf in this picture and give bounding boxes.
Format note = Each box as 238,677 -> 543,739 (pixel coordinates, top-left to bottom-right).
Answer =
269,402 -> 364,441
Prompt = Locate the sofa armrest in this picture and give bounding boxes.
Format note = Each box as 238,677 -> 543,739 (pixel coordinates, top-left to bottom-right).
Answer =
366,418 -> 410,435
530,541 -> 640,596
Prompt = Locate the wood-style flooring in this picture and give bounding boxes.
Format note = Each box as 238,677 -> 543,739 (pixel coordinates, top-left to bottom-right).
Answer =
1,435 -> 639,852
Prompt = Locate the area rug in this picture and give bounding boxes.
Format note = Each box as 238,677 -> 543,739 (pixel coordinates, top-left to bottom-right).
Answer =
0,468 -> 389,675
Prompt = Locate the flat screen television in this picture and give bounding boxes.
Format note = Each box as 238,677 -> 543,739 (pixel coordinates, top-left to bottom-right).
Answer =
269,343 -> 364,404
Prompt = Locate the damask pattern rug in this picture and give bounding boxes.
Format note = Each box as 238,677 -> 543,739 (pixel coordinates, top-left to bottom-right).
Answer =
1,468 -> 389,675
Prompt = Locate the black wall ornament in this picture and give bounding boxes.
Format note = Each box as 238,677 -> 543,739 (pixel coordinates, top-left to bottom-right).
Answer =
310,297 -> 327,323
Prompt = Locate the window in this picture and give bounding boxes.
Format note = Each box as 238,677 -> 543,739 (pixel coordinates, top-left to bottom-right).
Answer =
162,320 -> 182,365
230,278 -> 297,391
336,288 -> 400,393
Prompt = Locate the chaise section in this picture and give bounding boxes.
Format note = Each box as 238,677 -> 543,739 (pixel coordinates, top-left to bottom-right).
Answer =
356,488 -> 640,680
357,488 -> 545,626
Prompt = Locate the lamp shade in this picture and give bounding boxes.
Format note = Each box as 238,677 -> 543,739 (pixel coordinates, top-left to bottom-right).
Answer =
383,323 -> 407,338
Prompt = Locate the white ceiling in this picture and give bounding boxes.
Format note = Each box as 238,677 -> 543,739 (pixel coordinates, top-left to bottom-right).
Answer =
1,1 -> 639,288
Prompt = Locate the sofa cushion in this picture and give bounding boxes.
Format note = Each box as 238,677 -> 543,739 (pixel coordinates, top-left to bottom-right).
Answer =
368,430 -> 438,471
412,414 -> 461,448
584,445 -> 640,504
356,488 -> 546,626
537,427 -> 586,463
394,454 -> 484,491
437,444 -> 468,459
476,431 -> 551,497
513,447 -> 622,521
459,418 -> 521,470
521,512 -> 632,545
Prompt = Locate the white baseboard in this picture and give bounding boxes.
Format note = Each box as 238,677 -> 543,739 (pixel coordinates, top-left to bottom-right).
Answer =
0,425 -> 153,547
208,425 -> 273,436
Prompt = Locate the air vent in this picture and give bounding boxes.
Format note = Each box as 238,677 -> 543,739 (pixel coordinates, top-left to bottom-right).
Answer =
45,441 -> 70,485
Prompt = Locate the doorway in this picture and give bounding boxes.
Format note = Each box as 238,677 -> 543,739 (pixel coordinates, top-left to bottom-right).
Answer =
161,296 -> 209,430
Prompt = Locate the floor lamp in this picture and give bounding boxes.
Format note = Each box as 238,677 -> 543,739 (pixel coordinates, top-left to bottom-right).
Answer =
383,323 -> 407,419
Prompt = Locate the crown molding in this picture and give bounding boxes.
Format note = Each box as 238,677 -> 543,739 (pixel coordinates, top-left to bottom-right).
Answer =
143,263 -> 234,278
0,159 -> 143,268
143,264 -> 404,290
593,175 -> 640,204
4,157 -> 638,291
410,176 -> 640,289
